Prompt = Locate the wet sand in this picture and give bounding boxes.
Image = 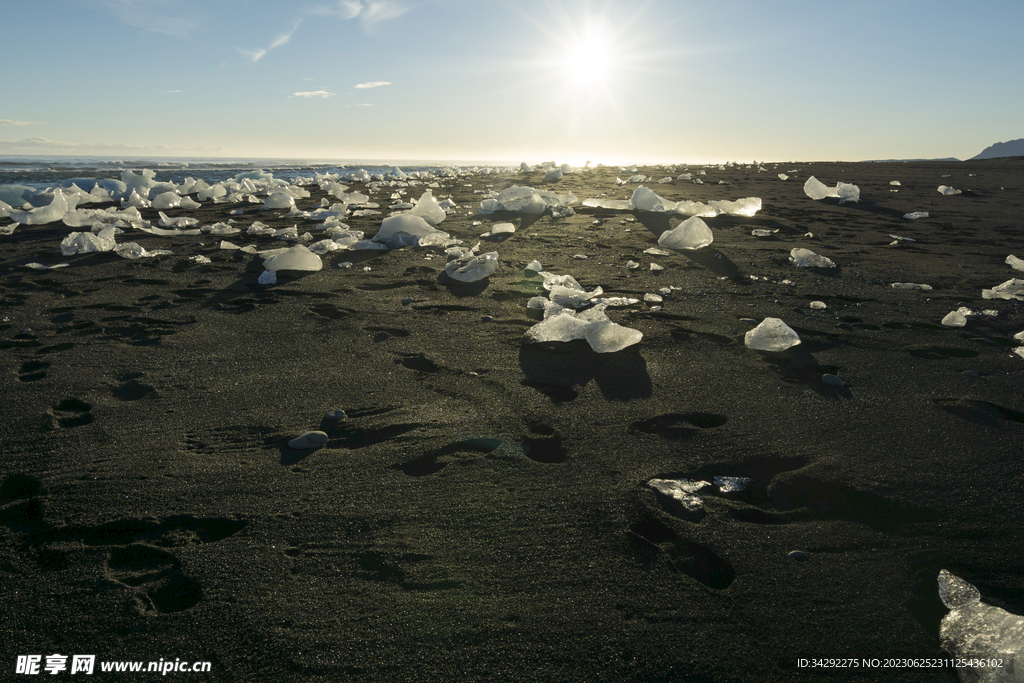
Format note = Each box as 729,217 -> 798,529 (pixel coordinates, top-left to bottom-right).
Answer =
1,159 -> 1023,681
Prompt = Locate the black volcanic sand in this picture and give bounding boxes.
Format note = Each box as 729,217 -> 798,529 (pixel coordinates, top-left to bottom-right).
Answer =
2,160 -> 1023,682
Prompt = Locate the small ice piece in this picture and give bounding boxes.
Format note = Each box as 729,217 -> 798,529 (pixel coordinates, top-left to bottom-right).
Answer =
626,260 -> 640,270
287,431 -> 328,449
115,242 -> 172,259
810,301 -> 827,310
374,214 -> 438,242
10,188 -> 69,225
525,260 -> 543,272
789,248 -> 835,268
803,176 -> 838,200
1006,255 -> 1024,272
938,570 -> 1024,682
745,318 -> 801,352
264,192 -> 296,209
658,216 -> 713,250
836,183 -> 860,204
751,229 -> 777,237
778,174 -> 789,181
60,227 -> 117,255
445,251 -> 498,282
544,167 -> 563,182
942,310 -> 968,327
549,284 -> 603,309
262,244 -> 323,272
158,212 -> 198,228
630,185 -> 672,212
890,180 -> 901,186
891,282 -> 933,291
643,293 -> 663,303
151,191 -> 181,210
585,320 -> 642,353
524,311 -> 592,343
258,270 -> 277,285
938,185 -> 962,196
644,247 -> 672,256
409,190 -> 447,226
821,374 -> 844,387
491,222 -> 515,234
889,234 -> 917,242
189,255 -> 212,264
25,262 -> 69,270
714,476 -> 752,493
982,279 -> 1024,301
709,197 -> 762,216
904,212 -> 929,220
649,263 -> 664,271
646,478 -> 709,511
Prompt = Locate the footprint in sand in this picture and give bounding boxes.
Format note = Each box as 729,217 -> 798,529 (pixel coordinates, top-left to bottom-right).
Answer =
47,398 -> 93,429
627,517 -> 735,590
16,359 -> 50,382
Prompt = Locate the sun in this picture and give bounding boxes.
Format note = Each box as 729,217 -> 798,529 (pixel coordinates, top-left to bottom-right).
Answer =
560,22 -> 616,90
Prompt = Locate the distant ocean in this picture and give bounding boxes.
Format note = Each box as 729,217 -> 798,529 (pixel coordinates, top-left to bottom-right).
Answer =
0,155 -> 517,189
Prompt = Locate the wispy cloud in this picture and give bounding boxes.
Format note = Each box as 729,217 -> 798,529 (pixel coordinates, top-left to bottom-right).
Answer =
0,119 -> 42,126
160,90 -> 182,94
82,0 -> 199,37
270,19 -> 303,49
355,81 -> 392,89
306,1 -> 410,27
291,90 -> 336,98
237,47 -> 267,64
361,1 -> 410,24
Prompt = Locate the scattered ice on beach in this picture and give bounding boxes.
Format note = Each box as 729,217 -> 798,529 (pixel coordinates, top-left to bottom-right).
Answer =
938,185 -> 962,196
646,478 -> 709,511
904,212 -> 929,220
714,476 -> 752,493
262,244 -> 323,272
408,190 -> 447,226
151,191 -> 181,210
938,570 -> 1024,683
263,192 -> 296,209
942,310 -> 969,327
60,227 -> 117,255
1006,255 -> 1024,272
445,251 -> 498,282
373,214 -> 444,244
658,216 -> 714,250
10,189 -> 69,225
789,248 -> 835,268
745,318 -> 801,352
803,177 -> 859,203
982,279 -> 1024,301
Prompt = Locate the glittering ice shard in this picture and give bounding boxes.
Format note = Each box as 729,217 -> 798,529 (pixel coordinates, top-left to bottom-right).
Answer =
658,216 -> 713,250
744,318 -> 801,352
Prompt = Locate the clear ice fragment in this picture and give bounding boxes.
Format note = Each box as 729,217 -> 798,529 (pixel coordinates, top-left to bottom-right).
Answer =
262,244 -> 323,272
658,216 -> 713,250
745,318 -> 801,352
789,248 -> 835,268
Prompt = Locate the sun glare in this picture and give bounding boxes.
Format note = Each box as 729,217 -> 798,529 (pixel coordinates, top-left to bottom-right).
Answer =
562,23 -> 614,89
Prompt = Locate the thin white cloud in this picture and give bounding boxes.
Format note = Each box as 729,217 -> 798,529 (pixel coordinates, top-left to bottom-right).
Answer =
238,47 -> 268,64
0,137 -> 226,155
292,90 -> 336,98
270,19 -> 303,49
81,0 -> 199,37
160,90 -> 183,94
340,0 -> 363,19
363,1 -> 409,24
355,81 -> 392,89
0,119 -> 42,126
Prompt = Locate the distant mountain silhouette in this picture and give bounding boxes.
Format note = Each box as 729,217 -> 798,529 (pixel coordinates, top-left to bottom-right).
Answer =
972,139 -> 1024,159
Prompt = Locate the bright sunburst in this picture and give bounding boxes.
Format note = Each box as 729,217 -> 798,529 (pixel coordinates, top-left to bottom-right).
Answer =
561,22 -> 615,89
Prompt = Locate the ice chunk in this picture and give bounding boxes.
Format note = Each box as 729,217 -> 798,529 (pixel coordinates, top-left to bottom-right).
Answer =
789,248 -> 836,268
646,478 -> 709,511
258,270 -> 277,285
524,311 -> 593,343
491,222 -> 515,234
445,251 -> 498,282
544,167 -> 563,182
61,227 -> 117,255
803,176 -> 838,200
525,260 -> 543,271
151,191 -> 181,210
890,180 -> 901,186
158,212 -> 198,228
904,211 -> 929,220
585,321 -> 638,352
982,279 -> 1024,301
582,197 -> 631,210
549,284 -> 603,309
658,216 -> 713,251
115,243 -> 172,259
710,197 -> 762,217
752,229 -> 777,237
374,214 -> 439,241
745,318 -> 801,352
263,192 -> 296,209
891,282 -> 932,290
809,300 -> 827,310
1006,255 -> 1024,272
836,183 -> 860,204
778,174 -> 789,181
938,570 -> 1024,683
942,310 -> 968,327
409,190 -> 447,226
9,188 -> 69,225
938,185 -> 962,196
262,244 -> 323,272
714,476 -> 752,493
630,186 -> 672,212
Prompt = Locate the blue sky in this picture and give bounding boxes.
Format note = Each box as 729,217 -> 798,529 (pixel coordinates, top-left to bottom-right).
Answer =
2,0 -> 1021,164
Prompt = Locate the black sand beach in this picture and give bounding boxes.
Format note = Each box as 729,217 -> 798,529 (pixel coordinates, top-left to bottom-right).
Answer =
2,160 -> 1023,681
